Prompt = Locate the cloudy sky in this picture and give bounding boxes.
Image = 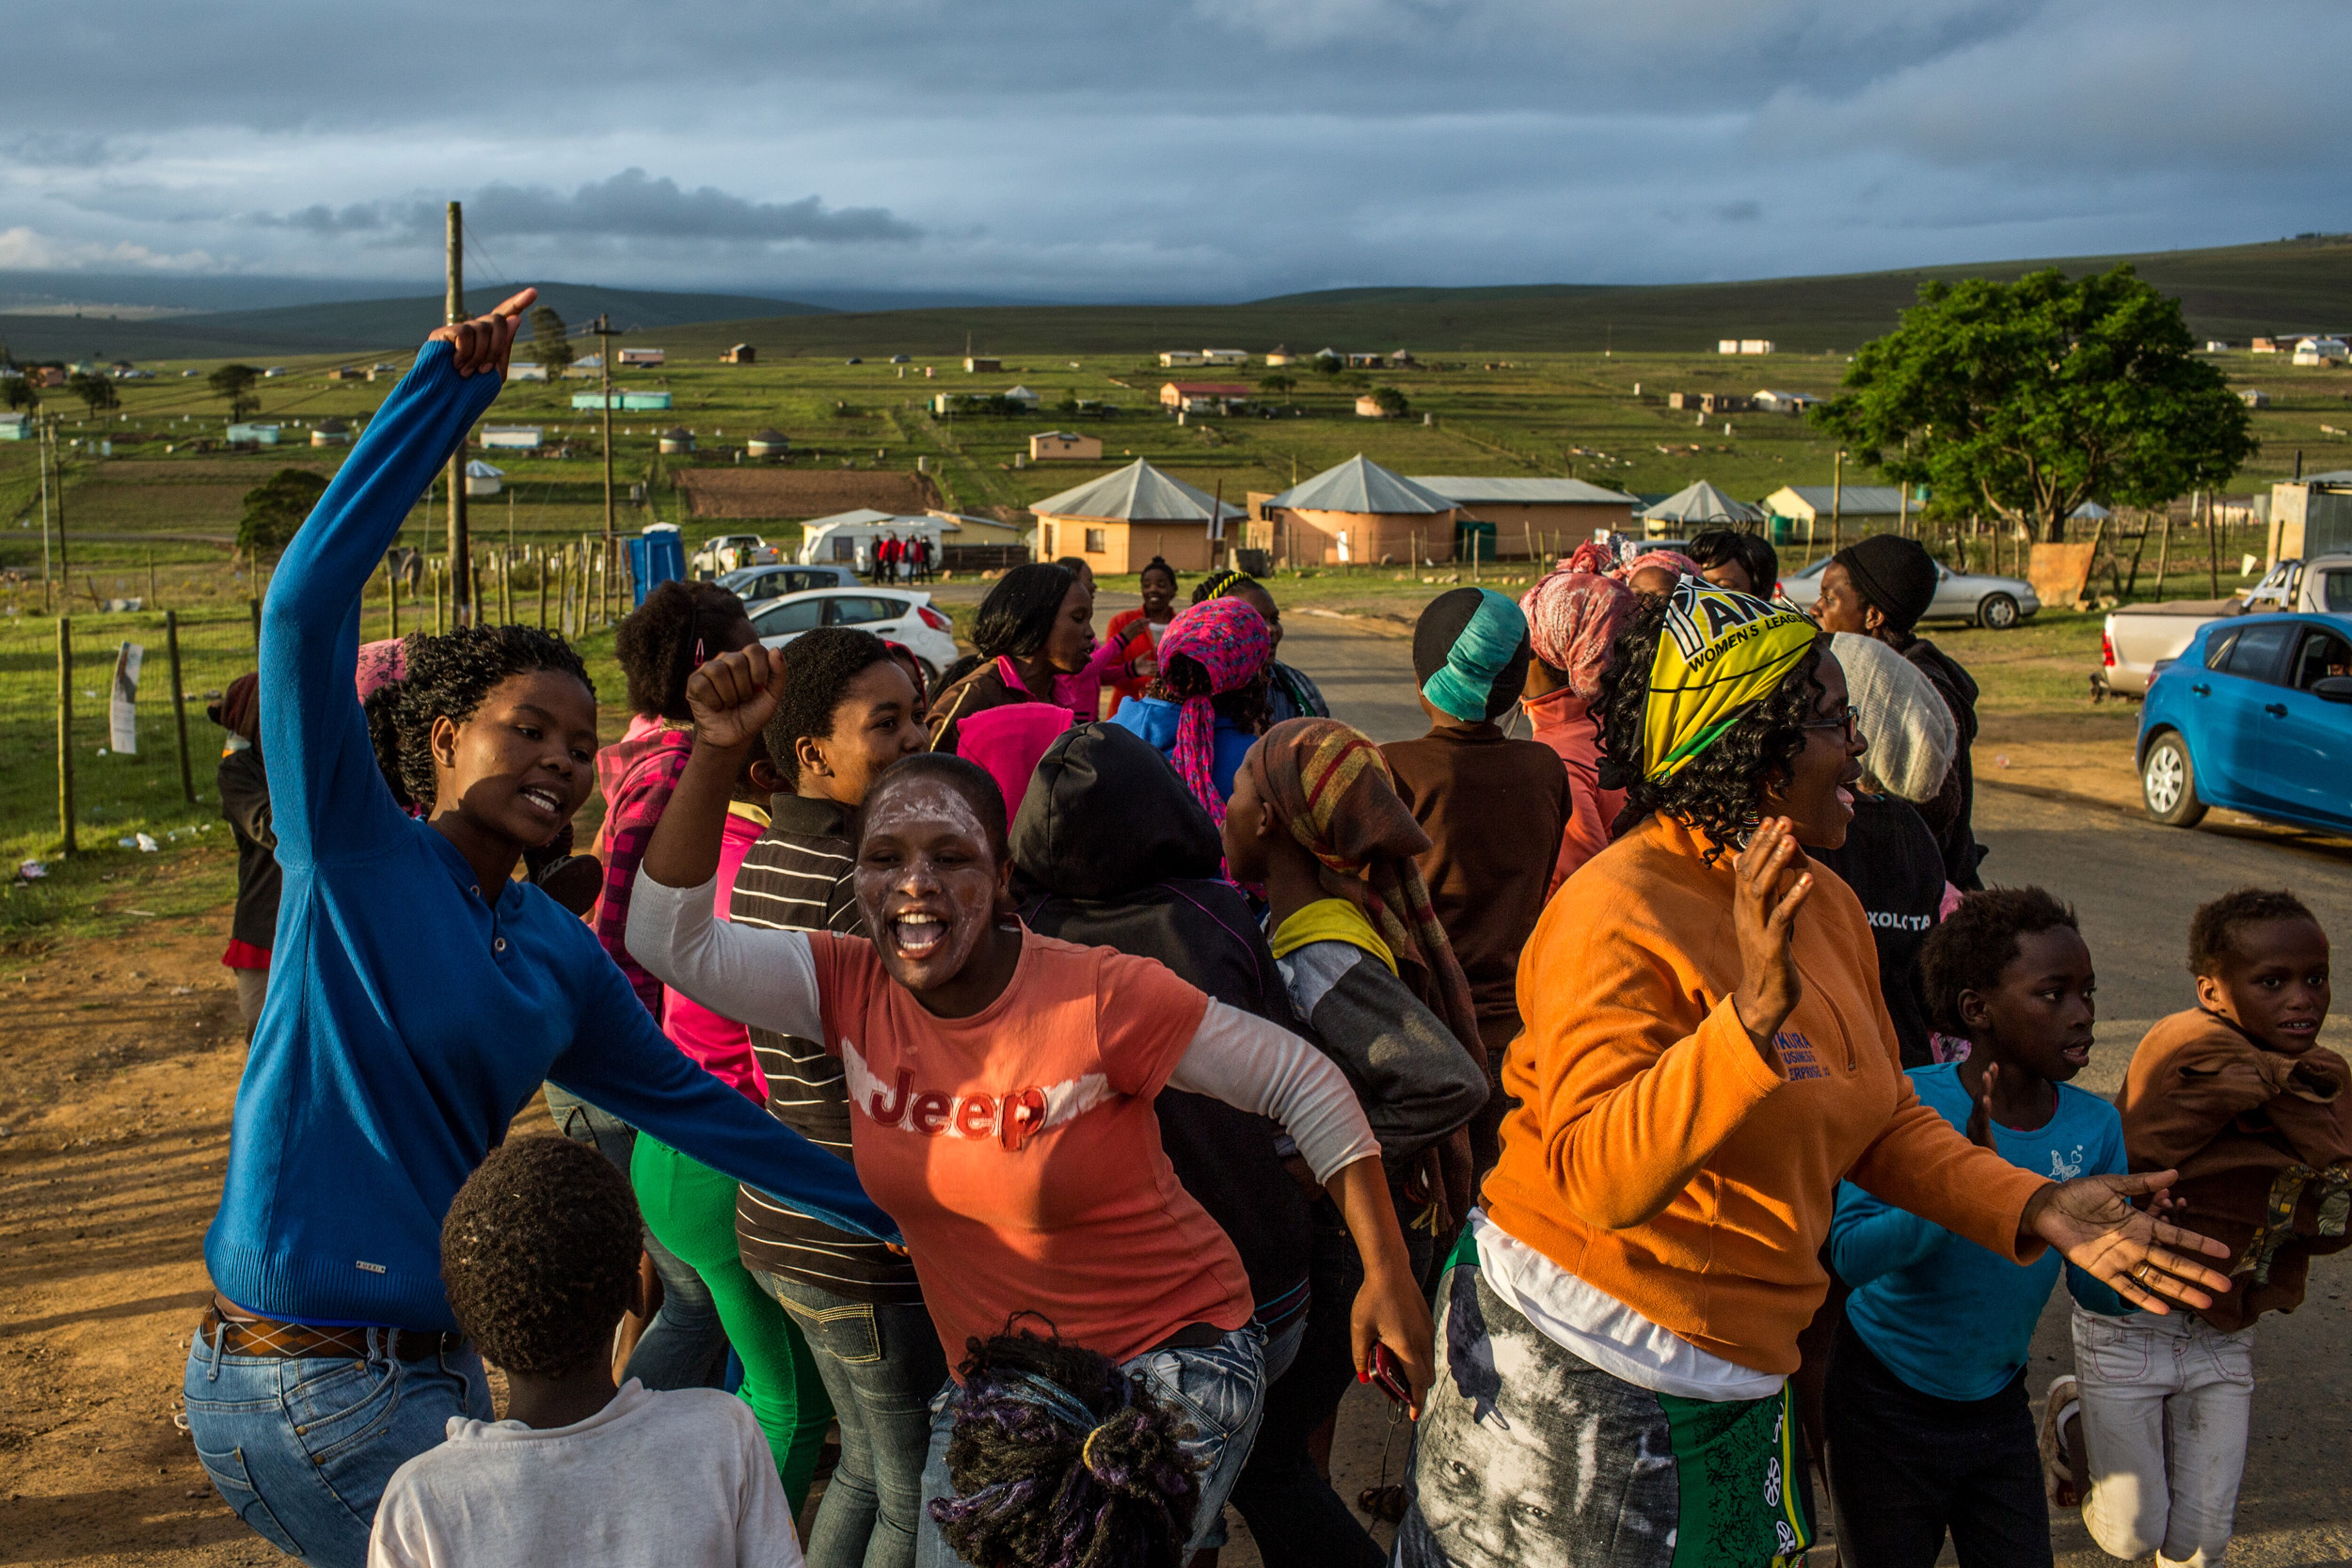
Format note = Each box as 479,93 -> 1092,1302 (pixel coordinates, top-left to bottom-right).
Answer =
2,0 -> 2342,306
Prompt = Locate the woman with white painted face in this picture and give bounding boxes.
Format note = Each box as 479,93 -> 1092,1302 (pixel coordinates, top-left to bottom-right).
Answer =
627,643 -> 1435,1566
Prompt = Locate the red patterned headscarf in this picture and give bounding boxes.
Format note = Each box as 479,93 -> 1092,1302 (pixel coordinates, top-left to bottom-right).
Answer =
1153,596 -> 1272,827
1519,571 -> 1633,701
1241,718 -> 1481,1054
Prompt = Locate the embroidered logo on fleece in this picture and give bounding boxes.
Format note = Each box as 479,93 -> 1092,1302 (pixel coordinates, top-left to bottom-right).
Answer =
1773,1031 -> 1828,1082
841,1038 -> 1111,1152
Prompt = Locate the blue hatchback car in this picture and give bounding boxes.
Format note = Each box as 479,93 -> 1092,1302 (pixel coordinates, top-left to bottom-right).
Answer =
2138,611 -> 2352,832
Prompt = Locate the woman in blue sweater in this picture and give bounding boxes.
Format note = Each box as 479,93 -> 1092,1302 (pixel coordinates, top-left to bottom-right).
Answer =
183,290 -> 895,1568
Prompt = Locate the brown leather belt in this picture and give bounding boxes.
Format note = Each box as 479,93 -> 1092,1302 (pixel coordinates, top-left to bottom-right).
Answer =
200,1297 -> 467,1362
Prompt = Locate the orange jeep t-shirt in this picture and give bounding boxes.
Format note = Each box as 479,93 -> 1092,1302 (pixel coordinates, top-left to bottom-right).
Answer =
808,927 -> 1248,1370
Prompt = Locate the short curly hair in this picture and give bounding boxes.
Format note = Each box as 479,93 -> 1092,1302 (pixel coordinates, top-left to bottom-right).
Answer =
364,626 -> 593,810
441,1135 -> 641,1378
2189,887 -> 2319,977
615,580 -> 751,721
1918,886 -> 2080,1036
763,626 -> 900,788
1593,593 -> 1823,861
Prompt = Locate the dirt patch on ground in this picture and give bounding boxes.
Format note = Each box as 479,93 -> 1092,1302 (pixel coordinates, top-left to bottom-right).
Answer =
672,468 -> 938,521
1976,711 -> 2146,812
0,848 -> 271,1567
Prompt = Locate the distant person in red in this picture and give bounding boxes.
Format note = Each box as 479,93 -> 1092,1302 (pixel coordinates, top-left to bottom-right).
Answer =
1105,555 -> 1179,714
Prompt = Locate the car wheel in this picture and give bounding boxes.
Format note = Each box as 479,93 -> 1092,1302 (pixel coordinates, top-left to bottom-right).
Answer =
1978,593 -> 2020,630
2141,731 -> 2209,828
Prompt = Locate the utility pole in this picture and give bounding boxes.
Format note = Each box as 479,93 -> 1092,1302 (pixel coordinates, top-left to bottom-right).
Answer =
1830,449 -> 1844,555
596,314 -> 616,546
50,414 -> 69,590
445,200 -> 470,626
37,409 -> 52,609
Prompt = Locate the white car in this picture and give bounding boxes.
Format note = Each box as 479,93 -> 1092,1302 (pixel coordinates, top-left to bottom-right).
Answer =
750,588 -> 960,683
1777,557 -> 2040,630
693,533 -> 780,576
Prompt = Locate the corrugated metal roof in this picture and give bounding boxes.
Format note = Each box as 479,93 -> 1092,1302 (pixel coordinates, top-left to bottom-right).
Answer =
1029,459 -> 1243,522
1407,475 -> 1638,506
1769,485 -> 1907,515
1268,454 -> 1454,515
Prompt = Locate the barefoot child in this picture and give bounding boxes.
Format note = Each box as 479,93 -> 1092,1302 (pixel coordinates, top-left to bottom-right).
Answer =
368,1136 -> 803,1568
1827,888 -> 2128,1568
2048,888 -> 2349,1568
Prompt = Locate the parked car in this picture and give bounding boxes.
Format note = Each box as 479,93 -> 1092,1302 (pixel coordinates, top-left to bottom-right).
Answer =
1778,557 -> 2040,629
692,533 -> 779,577
748,588 -> 960,683
2099,554 -> 2352,699
2137,611 -> 2352,832
717,563 -> 861,605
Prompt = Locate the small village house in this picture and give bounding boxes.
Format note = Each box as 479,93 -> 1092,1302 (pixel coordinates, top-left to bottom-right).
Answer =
720,343 -> 756,364
2241,389 -> 2271,409
1264,346 -> 1299,367
2293,336 -> 2347,366
1751,389 -> 1820,414
659,426 -> 695,454
1160,381 -> 1251,413
310,419 -> 350,448
464,460 -> 504,498
1669,392 -> 1754,414
1761,483 -> 1907,540
326,366 -> 366,381
746,428 -> 790,457
480,425 -> 543,450
2251,338 -> 2280,354
965,355 -> 1001,373
1029,458 -> 1243,574
225,423 -> 280,445
1159,350 -> 1207,368
1002,385 -> 1043,408
616,347 -> 666,367
1262,455 -> 1459,566
1354,394 -> 1401,419
1408,476 -> 1638,550
507,363 -> 550,382
1201,348 -> 1248,366
0,414 -> 30,442
1029,430 -> 1104,460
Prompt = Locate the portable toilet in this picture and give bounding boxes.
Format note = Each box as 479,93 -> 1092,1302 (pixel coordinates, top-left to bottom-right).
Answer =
629,523 -> 686,606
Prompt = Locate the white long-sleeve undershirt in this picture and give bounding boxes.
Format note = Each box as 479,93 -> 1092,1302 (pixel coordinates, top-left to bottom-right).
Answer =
627,868 -> 1381,1181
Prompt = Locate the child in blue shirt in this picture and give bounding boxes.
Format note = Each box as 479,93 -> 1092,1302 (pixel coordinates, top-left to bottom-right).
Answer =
1827,887 -> 2128,1568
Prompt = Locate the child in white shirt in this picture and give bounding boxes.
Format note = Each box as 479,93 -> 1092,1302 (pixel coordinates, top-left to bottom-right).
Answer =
368,1135 -> 803,1568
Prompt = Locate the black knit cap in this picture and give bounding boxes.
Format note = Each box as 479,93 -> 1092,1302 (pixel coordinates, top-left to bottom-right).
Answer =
1833,534 -> 1939,633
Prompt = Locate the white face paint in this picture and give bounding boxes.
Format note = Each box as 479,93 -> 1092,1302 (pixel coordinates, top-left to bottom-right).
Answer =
854,772 -> 1003,990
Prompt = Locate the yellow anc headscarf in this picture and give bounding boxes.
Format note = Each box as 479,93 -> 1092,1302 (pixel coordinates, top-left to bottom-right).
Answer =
1640,579 -> 1820,782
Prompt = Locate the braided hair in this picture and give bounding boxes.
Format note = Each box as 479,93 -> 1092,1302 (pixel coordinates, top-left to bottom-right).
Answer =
363,626 -> 593,811
928,1323 -> 1205,1568
1593,592 -> 1823,862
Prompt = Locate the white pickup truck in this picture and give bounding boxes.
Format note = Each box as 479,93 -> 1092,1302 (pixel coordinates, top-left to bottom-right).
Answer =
2097,555 -> 2352,698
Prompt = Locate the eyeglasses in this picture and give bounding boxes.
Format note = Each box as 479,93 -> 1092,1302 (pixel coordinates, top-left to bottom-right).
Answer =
1801,705 -> 1859,742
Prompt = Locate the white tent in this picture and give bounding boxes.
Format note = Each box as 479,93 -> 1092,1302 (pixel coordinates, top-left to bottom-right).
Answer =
797,509 -> 951,570
1642,480 -> 1762,527
1267,454 -> 1455,515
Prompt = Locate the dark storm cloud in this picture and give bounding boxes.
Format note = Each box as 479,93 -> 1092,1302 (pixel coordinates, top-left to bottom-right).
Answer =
0,0 -> 2344,296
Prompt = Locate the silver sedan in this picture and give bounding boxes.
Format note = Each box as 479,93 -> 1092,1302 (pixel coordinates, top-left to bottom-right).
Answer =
1777,556 -> 2041,630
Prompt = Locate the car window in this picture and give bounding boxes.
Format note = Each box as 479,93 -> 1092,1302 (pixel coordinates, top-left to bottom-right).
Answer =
825,595 -> 905,627
2219,622 -> 2296,683
2203,629 -> 2239,671
2323,572 -> 2352,614
753,599 -> 824,635
2291,628 -> 2352,690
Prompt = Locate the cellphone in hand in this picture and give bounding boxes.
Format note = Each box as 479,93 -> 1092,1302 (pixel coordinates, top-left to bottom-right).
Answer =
1365,1342 -> 1410,1404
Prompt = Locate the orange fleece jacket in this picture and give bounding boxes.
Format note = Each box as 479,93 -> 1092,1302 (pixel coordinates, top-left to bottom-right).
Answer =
1481,814 -> 2051,1374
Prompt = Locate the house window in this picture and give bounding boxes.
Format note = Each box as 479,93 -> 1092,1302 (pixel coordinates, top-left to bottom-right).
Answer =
1041,524 -> 1056,555
1084,528 -> 1107,554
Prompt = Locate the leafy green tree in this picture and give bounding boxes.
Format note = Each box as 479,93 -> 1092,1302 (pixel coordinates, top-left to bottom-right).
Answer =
529,304 -> 575,378
68,371 -> 120,418
1258,373 -> 1297,397
3,373 -> 35,413
210,363 -> 262,424
1817,266 -> 2256,541
1368,385 -> 1410,417
237,467 -> 328,562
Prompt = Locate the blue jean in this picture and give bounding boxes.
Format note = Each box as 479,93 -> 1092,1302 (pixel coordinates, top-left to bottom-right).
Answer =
756,1269 -> 949,1568
914,1323 -> 1268,1567
183,1322 -> 492,1568
543,1081 -> 729,1389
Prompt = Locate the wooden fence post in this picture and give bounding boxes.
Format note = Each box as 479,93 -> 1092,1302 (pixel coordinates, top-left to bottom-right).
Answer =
167,609 -> 194,804
57,618 -> 76,855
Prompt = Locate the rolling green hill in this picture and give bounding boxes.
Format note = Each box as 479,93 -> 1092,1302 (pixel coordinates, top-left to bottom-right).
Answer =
3,236 -> 2346,365
0,283 -> 830,363
649,238 -> 2352,359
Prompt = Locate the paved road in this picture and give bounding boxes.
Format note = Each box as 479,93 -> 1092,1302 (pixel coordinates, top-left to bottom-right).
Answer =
1275,602 -> 2352,1568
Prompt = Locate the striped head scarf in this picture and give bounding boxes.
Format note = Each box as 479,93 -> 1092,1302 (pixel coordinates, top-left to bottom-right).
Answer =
1241,718 -> 1481,1053
1640,578 -> 1819,783
1519,570 -> 1634,702
1154,595 -> 1272,826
